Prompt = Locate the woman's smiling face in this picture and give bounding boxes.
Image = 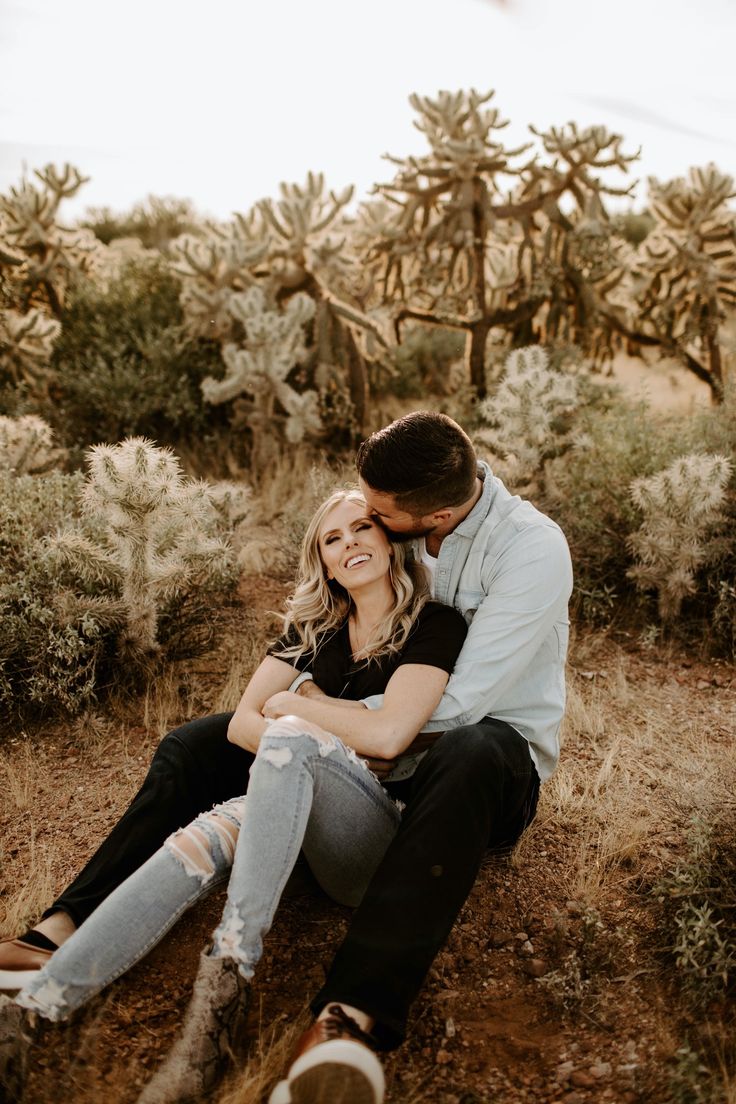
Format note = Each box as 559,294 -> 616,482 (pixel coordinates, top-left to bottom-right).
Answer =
318,498 -> 392,592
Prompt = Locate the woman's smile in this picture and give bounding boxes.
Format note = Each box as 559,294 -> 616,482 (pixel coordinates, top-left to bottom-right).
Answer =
345,553 -> 372,569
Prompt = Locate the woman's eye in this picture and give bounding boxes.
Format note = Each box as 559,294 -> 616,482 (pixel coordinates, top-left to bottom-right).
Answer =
356,522 -> 371,531
324,535 -> 338,545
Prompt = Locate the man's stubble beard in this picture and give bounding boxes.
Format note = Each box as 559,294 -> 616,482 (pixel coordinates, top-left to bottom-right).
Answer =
381,522 -> 437,543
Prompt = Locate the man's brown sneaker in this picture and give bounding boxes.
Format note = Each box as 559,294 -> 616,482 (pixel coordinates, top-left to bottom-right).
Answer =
269,1004 -> 384,1104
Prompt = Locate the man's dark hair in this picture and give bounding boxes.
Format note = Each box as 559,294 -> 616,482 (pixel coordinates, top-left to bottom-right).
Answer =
356,411 -> 477,516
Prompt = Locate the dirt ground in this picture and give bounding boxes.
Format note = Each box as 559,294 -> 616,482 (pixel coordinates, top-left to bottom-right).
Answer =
1,573 -> 734,1104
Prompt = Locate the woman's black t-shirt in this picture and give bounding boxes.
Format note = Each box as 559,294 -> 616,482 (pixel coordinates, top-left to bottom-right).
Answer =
267,600 -> 467,701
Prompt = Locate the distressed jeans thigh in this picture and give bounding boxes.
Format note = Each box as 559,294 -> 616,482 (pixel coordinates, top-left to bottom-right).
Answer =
301,751 -> 401,907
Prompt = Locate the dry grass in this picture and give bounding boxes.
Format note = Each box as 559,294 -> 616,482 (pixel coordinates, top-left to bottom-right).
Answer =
215,1011 -> 309,1104
212,636 -> 265,715
0,738 -> 39,812
0,829 -> 56,937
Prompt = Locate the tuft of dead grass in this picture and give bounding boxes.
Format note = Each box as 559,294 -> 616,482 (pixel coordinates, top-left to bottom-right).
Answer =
0,829 -> 56,937
215,1009 -> 309,1104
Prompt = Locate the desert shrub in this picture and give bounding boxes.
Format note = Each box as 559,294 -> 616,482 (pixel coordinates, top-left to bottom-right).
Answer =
386,325 -> 466,397
543,393 -> 687,623
613,208 -> 656,246
0,470 -> 119,719
653,815 -> 736,1009
81,195 -> 200,252
627,454 -> 732,620
46,256 -> 225,455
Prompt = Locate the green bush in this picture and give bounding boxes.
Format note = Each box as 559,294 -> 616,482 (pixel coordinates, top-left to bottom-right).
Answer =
653,815 -> 736,1008
544,386 -> 736,649
0,470 -> 118,718
385,325 -> 466,397
81,195 -> 199,252
45,257 -> 227,456
542,394 -> 681,621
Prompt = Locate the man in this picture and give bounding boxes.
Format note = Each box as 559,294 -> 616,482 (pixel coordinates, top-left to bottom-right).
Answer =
1,413 -> 572,1104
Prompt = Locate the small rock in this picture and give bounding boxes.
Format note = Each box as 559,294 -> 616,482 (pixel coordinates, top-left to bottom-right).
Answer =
696,679 -> 711,690
524,958 -> 548,978
571,1070 -> 597,1089
562,1093 -> 585,1104
590,1061 -> 612,1079
436,1048 -> 452,1065
519,939 -> 535,956
488,930 -> 516,948
445,1017 -> 456,1038
514,931 -> 529,941
556,1061 -> 575,1083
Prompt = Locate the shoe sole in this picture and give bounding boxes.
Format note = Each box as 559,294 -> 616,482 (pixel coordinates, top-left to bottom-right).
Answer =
0,968 -> 40,991
290,1062 -> 379,1104
275,1039 -> 384,1104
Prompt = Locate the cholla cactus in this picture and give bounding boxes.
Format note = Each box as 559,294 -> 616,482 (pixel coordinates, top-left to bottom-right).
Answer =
627,453 -> 733,620
172,175 -> 388,438
0,308 -> 61,386
171,219 -> 267,341
202,286 -> 320,469
0,414 -> 63,473
476,346 -> 581,484
631,165 -> 736,400
0,163 -> 98,390
0,164 -> 99,315
361,91 -> 638,395
52,438 -> 233,653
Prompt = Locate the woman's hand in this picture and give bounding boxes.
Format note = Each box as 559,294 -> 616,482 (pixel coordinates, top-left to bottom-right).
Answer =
263,691 -> 302,719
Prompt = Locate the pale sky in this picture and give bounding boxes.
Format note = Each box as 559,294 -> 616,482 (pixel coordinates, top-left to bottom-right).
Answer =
1,0 -> 734,222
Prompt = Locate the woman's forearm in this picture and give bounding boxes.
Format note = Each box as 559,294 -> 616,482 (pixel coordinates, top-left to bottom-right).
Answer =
266,694 -> 408,759
227,709 -> 268,752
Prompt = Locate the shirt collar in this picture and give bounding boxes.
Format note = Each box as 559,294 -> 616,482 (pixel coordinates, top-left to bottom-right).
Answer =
451,461 -> 494,540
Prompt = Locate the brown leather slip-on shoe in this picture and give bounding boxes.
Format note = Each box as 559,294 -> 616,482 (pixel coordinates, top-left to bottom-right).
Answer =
269,1005 -> 384,1104
0,940 -> 53,991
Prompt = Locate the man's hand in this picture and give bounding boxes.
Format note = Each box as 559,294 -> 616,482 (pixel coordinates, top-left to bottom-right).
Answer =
295,679 -> 328,700
364,756 -> 398,778
263,691 -> 302,719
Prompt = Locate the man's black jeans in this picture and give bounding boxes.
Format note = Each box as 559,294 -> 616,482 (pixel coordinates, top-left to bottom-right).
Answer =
48,714 -> 538,1049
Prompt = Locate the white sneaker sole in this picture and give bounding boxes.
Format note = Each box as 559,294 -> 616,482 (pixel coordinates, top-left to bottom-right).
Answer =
269,1039 -> 384,1104
0,968 -> 40,991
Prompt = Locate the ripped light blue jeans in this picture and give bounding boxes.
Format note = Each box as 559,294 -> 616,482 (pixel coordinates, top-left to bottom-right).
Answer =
17,718 -> 401,1022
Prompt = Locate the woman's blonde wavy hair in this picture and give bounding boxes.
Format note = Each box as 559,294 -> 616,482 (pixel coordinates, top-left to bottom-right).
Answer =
278,489 -> 429,664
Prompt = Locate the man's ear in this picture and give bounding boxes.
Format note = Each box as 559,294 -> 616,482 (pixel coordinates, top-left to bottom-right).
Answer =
430,508 -> 454,526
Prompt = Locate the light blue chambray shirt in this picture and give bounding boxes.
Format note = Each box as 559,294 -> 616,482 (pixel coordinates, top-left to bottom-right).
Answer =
379,462 -> 573,784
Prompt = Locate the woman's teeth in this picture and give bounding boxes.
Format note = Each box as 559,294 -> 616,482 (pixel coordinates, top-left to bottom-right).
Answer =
346,554 -> 371,568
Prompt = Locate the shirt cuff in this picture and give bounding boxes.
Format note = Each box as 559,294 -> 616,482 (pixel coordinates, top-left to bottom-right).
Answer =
288,671 -> 314,694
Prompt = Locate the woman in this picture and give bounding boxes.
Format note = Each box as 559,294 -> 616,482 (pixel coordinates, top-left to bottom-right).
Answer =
1,490 -> 467,1103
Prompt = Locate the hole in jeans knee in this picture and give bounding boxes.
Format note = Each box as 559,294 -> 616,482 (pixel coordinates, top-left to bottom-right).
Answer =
261,746 -> 294,769
166,824 -> 216,881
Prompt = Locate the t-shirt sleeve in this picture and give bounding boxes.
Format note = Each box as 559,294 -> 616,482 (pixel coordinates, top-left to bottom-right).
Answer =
266,625 -> 314,672
394,602 -> 468,675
